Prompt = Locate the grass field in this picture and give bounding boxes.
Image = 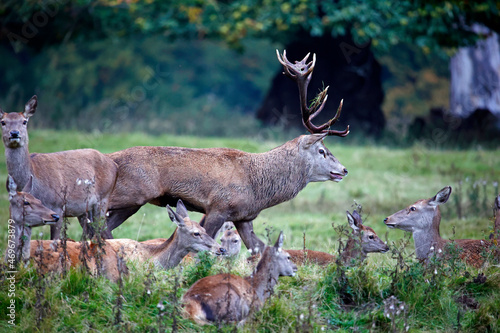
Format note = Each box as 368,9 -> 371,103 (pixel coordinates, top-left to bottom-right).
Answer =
1,130 -> 499,332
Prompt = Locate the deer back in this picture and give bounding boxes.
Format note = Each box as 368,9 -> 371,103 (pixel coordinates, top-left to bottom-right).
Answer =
182,231 -> 296,325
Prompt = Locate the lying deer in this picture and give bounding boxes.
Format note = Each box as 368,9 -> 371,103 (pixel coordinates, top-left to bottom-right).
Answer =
6,175 -> 59,264
253,210 -> 388,266
384,186 -> 495,268
220,226 -> 242,258
182,231 -> 297,325
28,200 -> 225,281
0,96 -> 118,239
106,50 -> 350,254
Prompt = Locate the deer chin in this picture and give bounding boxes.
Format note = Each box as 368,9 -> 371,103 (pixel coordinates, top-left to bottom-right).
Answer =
330,172 -> 344,182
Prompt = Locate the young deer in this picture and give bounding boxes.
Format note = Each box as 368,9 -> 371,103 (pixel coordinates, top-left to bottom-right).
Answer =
384,186 -> 495,268
0,96 -> 118,239
279,210 -> 389,266
29,200 -> 225,281
6,175 -> 60,264
106,50 -> 350,254
220,226 -> 242,258
182,231 -> 297,325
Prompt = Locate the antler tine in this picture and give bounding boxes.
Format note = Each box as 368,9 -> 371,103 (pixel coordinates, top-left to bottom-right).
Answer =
277,49 -> 350,137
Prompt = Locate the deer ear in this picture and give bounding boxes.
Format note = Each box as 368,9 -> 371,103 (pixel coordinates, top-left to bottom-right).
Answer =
23,95 -> 37,119
429,186 -> 452,206
274,231 -> 284,250
0,107 -> 4,118
300,133 -> 327,149
175,199 -> 189,219
167,205 -> 185,227
346,211 -> 360,232
7,175 -> 17,199
22,175 -> 33,194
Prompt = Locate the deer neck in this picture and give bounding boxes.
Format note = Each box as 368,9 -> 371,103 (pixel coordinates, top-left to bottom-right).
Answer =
250,140 -> 308,208
146,231 -> 190,269
245,249 -> 280,303
412,209 -> 446,259
5,145 -> 32,190
339,236 -> 366,264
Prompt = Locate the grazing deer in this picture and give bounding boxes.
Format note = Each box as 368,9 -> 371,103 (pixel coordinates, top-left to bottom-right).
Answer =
182,231 -> 297,325
384,186 -> 495,268
106,50 -> 350,254
6,175 -> 59,264
271,210 -> 389,266
220,226 -> 242,258
0,96 -> 118,239
28,200 -> 225,281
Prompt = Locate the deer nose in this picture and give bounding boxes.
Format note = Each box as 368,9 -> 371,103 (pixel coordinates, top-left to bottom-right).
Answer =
10,130 -> 20,138
219,247 -> 227,255
343,168 -> 348,175
52,214 -> 60,222
384,218 -> 388,223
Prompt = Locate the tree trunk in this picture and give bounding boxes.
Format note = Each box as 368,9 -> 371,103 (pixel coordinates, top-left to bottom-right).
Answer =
450,25 -> 500,118
256,33 -> 385,136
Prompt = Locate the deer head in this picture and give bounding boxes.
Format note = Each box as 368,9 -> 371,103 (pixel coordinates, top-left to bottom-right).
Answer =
167,200 -> 225,255
277,50 -> 349,182
0,96 -> 37,149
347,210 -> 389,253
384,186 -> 452,232
8,175 -> 59,227
220,226 -> 241,258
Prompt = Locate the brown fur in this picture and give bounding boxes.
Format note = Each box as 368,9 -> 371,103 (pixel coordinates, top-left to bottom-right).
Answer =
24,200 -> 223,281
0,96 -> 118,240
182,232 -> 297,325
282,211 -> 389,266
385,186 -> 497,268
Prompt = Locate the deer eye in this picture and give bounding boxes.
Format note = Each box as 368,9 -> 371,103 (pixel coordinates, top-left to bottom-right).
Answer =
193,232 -> 200,237
410,206 -> 416,211
369,235 -> 374,239
24,200 -> 30,206
1,121 -> 5,126
318,148 -> 326,157
23,120 -> 28,125
232,240 -> 239,243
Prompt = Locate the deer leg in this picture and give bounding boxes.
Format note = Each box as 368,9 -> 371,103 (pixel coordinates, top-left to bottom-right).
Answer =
78,215 -> 95,240
235,221 -> 265,254
105,206 -> 141,239
202,213 -> 227,240
50,209 -> 64,240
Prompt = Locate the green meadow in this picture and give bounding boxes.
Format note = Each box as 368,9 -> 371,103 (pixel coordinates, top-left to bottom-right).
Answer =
1,130 -> 499,332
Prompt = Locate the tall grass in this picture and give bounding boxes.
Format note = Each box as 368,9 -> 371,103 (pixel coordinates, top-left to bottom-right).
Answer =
0,130 -> 499,332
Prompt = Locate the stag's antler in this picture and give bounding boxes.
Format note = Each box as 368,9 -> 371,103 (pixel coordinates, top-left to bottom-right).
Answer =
276,50 -> 349,137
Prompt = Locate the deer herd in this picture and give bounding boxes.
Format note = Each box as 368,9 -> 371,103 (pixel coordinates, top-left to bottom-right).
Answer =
1,50 -> 499,326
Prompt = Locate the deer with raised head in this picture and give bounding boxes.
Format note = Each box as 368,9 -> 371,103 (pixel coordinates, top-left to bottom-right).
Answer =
272,210 -> 389,266
28,200 -> 225,281
6,175 -> 60,264
105,50 -> 350,254
384,186 -> 495,268
182,231 -> 297,325
0,96 -> 118,239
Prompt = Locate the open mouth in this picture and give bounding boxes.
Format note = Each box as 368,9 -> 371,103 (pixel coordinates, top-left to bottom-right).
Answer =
381,248 -> 390,253
43,220 -> 58,225
9,137 -> 21,143
330,172 -> 344,182
385,223 -> 396,229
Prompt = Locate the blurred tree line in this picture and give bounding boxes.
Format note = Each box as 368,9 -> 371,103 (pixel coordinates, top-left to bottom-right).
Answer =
0,1 -> 499,141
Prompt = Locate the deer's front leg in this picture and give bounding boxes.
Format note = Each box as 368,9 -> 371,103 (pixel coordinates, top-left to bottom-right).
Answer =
235,221 -> 265,254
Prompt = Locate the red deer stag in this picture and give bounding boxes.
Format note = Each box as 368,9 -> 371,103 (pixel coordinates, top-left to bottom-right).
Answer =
182,231 -> 297,325
106,50 -> 350,254
6,175 -> 59,264
286,210 -> 389,266
384,186 -> 496,268
0,96 -> 118,239
28,200 -> 225,281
